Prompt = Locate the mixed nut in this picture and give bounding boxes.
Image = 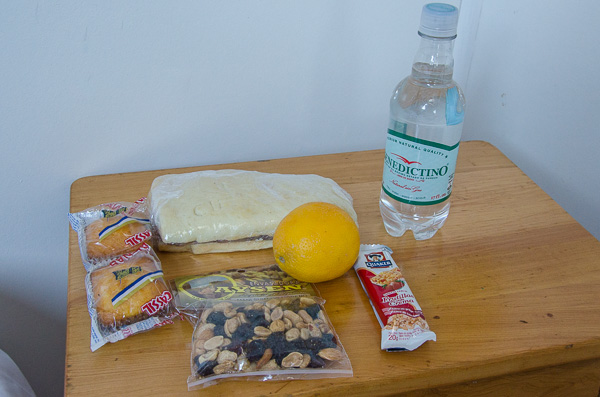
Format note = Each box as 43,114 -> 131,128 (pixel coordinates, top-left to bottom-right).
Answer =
191,296 -> 347,378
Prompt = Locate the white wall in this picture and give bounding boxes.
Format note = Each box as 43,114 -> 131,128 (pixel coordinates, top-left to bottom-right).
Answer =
1,1 -> 597,395
463,0 -> 600,240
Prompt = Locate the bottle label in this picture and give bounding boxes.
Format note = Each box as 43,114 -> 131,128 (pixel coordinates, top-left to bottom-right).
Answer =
382,126 -> 459,205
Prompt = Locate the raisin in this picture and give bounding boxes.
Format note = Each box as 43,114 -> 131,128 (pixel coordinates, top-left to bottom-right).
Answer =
242,309 -> 268,328
206,311 -> 227,326
320,333 -> 338,348
212,324 -> 226,337
244,309 -> 264,322
252,317 -> 269,328
233,323 -> 254,341
307,353 -> 326,368
304,337 -> 324,352
195,359 -> 217,376
289,339 -> 310,354
272,351 -> 286,365
304,304 -> 321,319
266,332 -> 287,353
246,339 -> 267,362
227,338 -> 244,354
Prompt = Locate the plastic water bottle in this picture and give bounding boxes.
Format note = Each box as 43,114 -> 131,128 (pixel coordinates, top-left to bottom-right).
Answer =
380,3 -> 465,240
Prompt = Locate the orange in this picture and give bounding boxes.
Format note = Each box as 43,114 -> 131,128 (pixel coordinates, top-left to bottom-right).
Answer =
273,202 -> 360,283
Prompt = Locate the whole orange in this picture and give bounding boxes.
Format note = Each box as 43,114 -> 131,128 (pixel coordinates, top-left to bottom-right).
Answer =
273,202 -> 360,283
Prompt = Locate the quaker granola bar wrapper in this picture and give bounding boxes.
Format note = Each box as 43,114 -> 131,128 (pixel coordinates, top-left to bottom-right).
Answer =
353,244 -> 436,351
171,265 -> 353,390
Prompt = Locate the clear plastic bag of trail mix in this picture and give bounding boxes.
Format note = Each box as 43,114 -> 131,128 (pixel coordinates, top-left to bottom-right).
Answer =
176,265 -> 353,390
68,198 -> 153,271
85,243 -> 178,351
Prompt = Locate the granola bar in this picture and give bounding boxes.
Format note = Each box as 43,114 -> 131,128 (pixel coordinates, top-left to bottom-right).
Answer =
353,244 -> 436,351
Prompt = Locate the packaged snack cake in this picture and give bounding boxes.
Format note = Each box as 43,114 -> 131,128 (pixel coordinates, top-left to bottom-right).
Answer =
69,198 -> 152,270
353,244 -> 436,351
85,243 -> 177,351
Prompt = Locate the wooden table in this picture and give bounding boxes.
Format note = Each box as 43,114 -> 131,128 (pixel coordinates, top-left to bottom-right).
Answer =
66,141 -> 600,396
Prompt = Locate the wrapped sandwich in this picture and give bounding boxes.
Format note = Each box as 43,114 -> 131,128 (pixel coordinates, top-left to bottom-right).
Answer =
148,170 -> 357,254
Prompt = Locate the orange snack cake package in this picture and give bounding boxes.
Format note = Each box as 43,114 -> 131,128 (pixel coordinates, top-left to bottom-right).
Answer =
353,244 -> 436,351
69,198 -> 153,270
85,243 -> 178,351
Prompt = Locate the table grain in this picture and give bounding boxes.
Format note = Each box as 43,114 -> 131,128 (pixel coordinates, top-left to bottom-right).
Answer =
66,141 -> 600,396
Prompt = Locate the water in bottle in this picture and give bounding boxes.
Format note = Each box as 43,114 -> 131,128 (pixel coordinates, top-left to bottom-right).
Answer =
380,3 -> 465,240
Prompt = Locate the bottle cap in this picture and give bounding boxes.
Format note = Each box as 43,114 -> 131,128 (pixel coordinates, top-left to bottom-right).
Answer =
418,3 -> 459,39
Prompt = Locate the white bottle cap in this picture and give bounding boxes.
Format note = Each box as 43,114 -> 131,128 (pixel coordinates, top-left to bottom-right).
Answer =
418,3 -> 459,39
